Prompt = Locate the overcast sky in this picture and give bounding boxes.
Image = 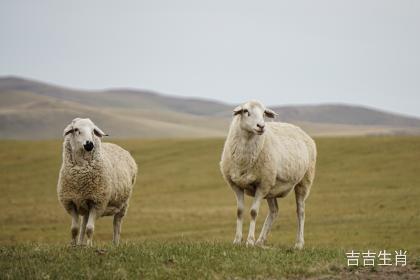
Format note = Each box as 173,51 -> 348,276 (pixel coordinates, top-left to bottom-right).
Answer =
1,0 -> 419,117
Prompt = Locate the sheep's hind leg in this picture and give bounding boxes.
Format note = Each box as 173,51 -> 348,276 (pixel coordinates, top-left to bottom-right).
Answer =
255,198 -> 279,247
113,206 -> 127,245
294,182 -> 310,250
230,184 -> 245,245
86,208 -> 97,247
246,188 -> 264,247
78,215 -> 88,245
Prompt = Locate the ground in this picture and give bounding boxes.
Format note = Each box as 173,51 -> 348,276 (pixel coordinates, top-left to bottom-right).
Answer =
0,136 -> 419,279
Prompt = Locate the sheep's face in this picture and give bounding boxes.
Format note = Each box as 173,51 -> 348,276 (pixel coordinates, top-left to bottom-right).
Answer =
63,118 -> 108,152
233,101 -> 278,136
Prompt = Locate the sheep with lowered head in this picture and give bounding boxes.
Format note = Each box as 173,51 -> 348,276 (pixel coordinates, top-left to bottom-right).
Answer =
220,100 -> 316,248
57,118 -> 137,246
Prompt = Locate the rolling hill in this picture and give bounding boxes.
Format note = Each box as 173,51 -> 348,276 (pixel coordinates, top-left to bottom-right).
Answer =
1,76 -> 420,139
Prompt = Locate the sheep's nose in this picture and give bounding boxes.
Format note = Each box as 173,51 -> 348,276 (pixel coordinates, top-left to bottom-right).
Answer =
84,141 -> 94,151
257,123 -> 265,129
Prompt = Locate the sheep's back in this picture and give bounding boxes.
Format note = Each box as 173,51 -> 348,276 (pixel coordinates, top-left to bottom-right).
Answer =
101,143 -> 138,206
267,122 -> 316,159
265,122 -> 316,181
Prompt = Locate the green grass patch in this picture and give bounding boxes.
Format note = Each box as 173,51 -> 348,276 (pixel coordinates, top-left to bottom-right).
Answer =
0,242 -> 342,279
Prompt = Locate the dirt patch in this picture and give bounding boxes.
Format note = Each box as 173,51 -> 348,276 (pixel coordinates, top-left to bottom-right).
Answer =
314,265 -> 419,279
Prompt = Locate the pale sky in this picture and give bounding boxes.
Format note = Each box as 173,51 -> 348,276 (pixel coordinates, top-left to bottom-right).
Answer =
1,0 -> 419,117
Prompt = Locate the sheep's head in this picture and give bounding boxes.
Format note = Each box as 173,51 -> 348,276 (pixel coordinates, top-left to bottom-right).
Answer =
233,100 -> 278,135
63,118 -> 108,152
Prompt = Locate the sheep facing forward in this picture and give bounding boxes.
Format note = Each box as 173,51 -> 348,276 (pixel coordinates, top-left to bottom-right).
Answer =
220,101 -> 316,248
57,118 -> 137,246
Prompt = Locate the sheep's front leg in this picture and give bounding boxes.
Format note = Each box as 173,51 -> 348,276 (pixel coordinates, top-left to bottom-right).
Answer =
86,208 -> 97,246
246,188 -> 264,247
78,215 -> 88,245
256,198 -> 279,246
230,184 -> 244,245
69,207 -> 79,246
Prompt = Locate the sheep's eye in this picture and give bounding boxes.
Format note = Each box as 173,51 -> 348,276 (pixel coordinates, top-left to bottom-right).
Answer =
243,109 -> 250,116
74,128 -> 79,133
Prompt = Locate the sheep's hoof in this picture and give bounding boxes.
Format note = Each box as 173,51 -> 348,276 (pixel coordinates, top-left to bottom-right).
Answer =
246,238 -> 255,247
233,237 -> 242,245
86,239 -> 93,247
255,239 -> 265,247
294,242 -> 304,250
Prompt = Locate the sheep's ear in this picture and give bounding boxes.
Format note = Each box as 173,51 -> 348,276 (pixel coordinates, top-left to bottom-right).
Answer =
93,125 -> 108,137
264,108 -> 278,118
233,105 -> 243,116
63,124 -> 74,137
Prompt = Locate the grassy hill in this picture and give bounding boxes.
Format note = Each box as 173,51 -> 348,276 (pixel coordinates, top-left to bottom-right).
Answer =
1,76 -> 420,139
0,137 -> 419,278
0,90 -> 229,139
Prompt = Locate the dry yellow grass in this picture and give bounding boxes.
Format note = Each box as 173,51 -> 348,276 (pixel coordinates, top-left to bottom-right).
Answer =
0,136 -> 419,253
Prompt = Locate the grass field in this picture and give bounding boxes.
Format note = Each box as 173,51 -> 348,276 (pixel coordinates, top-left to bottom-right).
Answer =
0,137 -> 419,278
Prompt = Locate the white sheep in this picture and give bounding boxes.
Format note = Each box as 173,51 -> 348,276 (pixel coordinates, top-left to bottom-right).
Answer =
57,118 -> 137,246
220,100 -> 316,248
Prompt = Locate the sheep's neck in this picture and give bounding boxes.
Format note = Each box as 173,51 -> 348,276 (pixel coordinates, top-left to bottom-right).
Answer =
229,121 -> 265,172
71,150 -> 95,165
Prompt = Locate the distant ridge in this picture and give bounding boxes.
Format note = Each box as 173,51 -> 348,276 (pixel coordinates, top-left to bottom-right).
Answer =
1,76 -> 419,139
272,104 -> 420,127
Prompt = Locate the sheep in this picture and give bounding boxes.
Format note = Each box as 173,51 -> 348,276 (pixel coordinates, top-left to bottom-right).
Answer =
220,100 -> 316,249
57,118 -> 137,246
